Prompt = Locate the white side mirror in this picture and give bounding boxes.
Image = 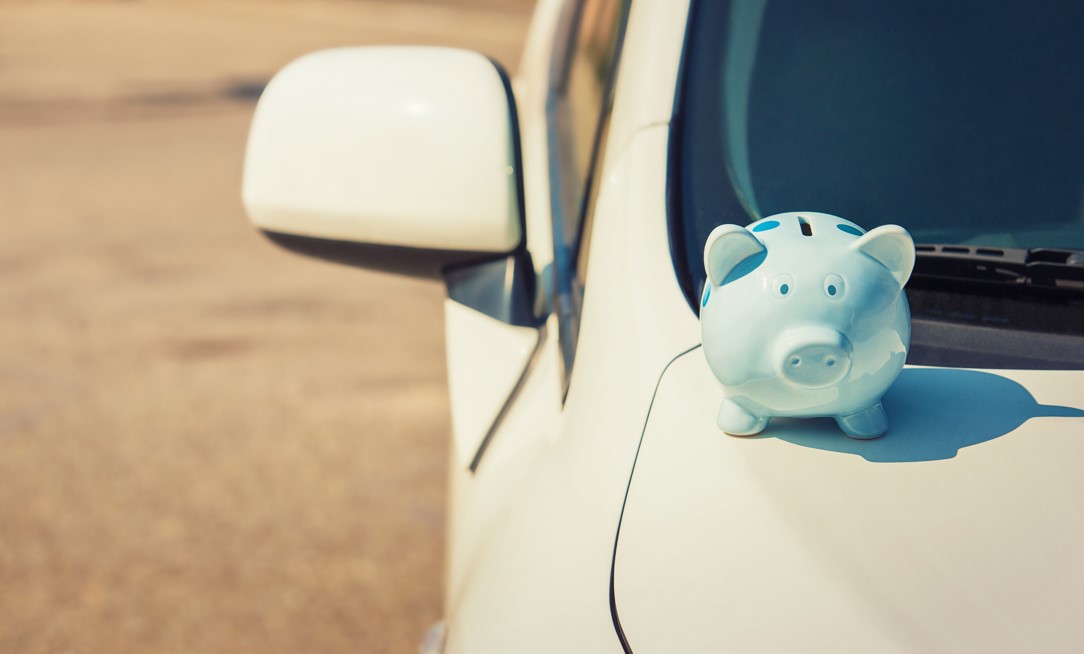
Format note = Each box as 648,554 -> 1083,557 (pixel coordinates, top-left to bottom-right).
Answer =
242,46 -> 524,277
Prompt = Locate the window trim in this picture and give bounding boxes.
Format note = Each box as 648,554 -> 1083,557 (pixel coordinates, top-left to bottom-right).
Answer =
545,0 -> 634,395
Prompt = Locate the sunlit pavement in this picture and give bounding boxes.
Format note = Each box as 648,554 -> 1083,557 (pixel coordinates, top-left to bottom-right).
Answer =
0,2 -> 533,652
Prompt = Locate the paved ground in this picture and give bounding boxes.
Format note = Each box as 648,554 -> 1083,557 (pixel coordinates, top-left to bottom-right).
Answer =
0,1 -> 534,652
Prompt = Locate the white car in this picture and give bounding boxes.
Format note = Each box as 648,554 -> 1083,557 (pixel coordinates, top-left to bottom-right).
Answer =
241,0 -> 1084,651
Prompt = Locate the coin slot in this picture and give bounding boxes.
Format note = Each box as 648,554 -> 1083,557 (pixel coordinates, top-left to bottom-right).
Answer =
798,217 -> 813,237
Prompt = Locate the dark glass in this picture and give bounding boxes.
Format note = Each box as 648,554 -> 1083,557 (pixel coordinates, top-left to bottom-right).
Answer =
553,0 -> 630,249
549,0 -> 632,390
672,0 -> 1084,367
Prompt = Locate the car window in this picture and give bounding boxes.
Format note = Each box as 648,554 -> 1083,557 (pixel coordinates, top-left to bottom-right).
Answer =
552,0 -> 629,244
670,0 -> 1084,369
549,0 -> 632,389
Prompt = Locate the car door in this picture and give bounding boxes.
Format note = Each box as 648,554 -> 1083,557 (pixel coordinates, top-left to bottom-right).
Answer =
441,0 -> 697,651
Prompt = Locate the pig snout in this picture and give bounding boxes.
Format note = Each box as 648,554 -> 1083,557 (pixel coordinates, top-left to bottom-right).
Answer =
773,326 -> 853,389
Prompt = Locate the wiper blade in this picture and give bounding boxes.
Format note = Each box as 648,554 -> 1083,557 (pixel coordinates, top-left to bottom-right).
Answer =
911,244 -> 1084,295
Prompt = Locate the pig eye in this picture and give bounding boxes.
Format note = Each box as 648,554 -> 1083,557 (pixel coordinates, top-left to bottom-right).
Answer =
823,274 -> 845,299
772,274 -> 794,298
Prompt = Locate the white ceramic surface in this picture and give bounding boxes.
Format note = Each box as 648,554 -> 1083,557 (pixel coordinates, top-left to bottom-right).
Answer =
700,212 -> 915,438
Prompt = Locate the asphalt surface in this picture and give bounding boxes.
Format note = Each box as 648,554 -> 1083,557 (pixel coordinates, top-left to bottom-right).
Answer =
0,1 -> 534,652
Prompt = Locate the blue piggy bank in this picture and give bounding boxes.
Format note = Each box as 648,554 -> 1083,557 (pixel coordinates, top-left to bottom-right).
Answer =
699,212 -> 915,439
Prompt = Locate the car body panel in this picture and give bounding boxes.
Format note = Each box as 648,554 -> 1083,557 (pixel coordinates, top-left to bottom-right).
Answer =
443,300 -> 541,469
443,120 -> 696,651
615,351 -> 1084,652
602,0 -> 689,157
443,316 -> 562,608
441,2 -> 695,650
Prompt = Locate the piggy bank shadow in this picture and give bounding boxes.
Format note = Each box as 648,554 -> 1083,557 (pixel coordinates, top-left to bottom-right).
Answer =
762,368 -> 1084,463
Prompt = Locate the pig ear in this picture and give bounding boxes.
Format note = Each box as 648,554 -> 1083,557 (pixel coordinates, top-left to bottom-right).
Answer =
704,224 -> 767,287
850,225 -> 915,287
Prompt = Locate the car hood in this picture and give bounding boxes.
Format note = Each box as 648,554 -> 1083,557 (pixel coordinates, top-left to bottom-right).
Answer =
613,349 -> 1084,652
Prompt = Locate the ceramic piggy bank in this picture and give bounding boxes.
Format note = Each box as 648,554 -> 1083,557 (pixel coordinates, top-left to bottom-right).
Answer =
699,212 -> 915,439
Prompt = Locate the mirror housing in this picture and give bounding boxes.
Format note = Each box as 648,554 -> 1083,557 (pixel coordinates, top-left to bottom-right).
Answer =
242,46 -> 525,278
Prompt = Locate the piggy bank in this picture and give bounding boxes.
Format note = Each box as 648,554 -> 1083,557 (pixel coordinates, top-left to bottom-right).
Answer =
699,212 -> 915,439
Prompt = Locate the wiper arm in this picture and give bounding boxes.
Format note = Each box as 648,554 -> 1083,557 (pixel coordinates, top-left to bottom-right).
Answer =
911,244 -> 1084,295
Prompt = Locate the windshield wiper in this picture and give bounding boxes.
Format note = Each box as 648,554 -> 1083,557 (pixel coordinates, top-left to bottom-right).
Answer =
911,244 -> 1084,295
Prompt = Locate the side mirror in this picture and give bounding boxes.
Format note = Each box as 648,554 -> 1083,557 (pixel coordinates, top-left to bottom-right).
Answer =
242,46 -> 525,278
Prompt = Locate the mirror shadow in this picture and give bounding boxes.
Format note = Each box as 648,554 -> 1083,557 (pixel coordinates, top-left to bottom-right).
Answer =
760,368 -> 1084,463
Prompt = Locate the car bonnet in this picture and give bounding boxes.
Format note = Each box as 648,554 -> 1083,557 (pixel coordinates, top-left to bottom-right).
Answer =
612,350 -> 1084,652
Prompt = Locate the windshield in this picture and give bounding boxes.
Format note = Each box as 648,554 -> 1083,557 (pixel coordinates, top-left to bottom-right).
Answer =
671,0 -> 1084,367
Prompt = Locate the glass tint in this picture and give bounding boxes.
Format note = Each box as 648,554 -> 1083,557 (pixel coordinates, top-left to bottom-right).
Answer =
549,0 -> 632,390
553,0 -> 630,249
673,0 -> 1084,301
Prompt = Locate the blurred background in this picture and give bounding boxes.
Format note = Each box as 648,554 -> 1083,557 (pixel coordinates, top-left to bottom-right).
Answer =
0,1 -> 534,651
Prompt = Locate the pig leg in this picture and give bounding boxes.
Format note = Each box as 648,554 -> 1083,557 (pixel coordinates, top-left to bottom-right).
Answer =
835,403 -> 887,439
717,399 -> 769,436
